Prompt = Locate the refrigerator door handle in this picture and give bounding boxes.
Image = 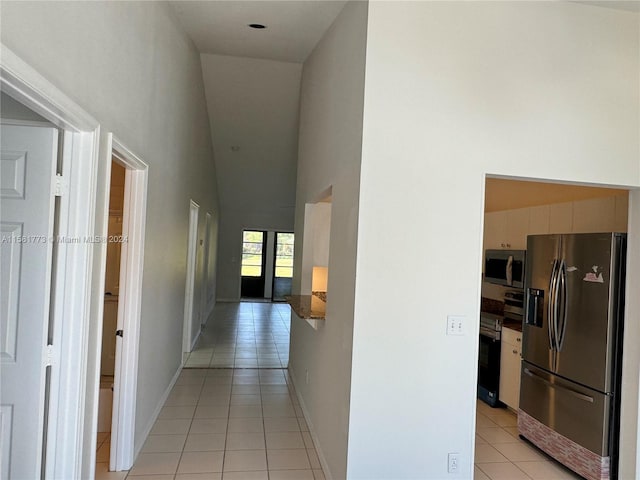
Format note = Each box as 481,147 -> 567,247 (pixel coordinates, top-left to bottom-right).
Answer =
524,368 -> 595,404
556,260 -> 568,352
547,259 -> 559,352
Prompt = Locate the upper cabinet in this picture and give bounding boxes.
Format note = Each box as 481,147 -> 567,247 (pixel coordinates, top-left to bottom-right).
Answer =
549,202 -> 573,234
614,195 -> 629,233
483,211 -> 507,250
505,209 -> 529,250
572,196 -> 616,233
484,208 -> 530,250
485,193 -> 628,252
528,205 -> 550,236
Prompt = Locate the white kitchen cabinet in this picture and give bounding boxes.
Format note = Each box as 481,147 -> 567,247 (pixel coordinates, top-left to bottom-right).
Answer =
614,193 -> 629,233
528,205 -> 550,236
484,209 -> 529,250
499,327 -> 522,411
572,196 -> 616,233
505,209 -> 529,250
549,202 -> 573,234
484,211 -> 507,250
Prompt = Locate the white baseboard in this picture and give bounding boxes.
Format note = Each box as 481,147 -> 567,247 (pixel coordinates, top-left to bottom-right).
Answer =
202,298 -> 216,326
289,369 -> 332,480
190,326 -> 201,351
133,365 -> 182,458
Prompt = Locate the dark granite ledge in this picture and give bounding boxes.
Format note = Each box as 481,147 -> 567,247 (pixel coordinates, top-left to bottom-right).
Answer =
312,291 -> 327,302
285,294 -> 326,320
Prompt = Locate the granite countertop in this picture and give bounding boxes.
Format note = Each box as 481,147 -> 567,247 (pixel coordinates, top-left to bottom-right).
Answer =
502,318 -> 523,332
285,294 -> 326,320
481,296 -> 522,332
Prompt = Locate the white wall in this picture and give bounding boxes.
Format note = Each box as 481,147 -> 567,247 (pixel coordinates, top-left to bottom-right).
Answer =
0,1 -> 219,473
200,54 -> 301,300
348,2 -> 639,478
290,2 -> 368,478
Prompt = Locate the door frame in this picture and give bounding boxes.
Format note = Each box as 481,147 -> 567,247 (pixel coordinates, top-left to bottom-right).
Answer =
271,231 -> 295,301
240,229 -> 268,298
108,135 -> 148,470
183,200 -> 200,355
1,45 -> 99,478
200,212 -> 212,323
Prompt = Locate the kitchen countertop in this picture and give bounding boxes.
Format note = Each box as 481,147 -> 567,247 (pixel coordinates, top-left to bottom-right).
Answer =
285,294 -> 326,320
502,318 -> 523,332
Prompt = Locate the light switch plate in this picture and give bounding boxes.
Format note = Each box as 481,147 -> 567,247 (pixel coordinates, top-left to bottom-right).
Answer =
447,315 -> 466,336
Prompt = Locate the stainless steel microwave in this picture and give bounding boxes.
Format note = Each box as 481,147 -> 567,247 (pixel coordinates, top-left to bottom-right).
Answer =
484,249 -> 526,288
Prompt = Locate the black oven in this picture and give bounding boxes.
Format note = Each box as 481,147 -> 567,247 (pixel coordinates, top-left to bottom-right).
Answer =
478,313 -> 502,407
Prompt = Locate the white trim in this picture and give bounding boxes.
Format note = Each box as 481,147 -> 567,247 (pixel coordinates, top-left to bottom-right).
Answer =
1,43 -> 100,479
107,136 -> 149,471
133,366 -> 182,458
289,369 -> 331,479
264,231 -> 275,299
201,212 -> 212,324
0,46 -> 98,132
183,201 -> 200,355
191,327 -> 202,351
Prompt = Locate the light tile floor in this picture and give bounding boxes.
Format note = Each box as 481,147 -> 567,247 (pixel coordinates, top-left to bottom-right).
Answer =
475,401 -> 581,479
98,300 -> 580,479
184,302 -> 291,369
97,368 -> 324,479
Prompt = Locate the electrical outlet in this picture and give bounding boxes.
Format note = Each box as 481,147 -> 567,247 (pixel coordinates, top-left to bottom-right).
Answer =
447,316 -> 466,336
447,452 -> 460,473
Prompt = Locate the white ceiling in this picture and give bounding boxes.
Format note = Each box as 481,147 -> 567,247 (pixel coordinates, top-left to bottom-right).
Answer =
169,1 -> 347,63
577,1 -> 640,12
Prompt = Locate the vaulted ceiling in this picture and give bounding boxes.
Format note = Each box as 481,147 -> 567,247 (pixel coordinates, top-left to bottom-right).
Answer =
170,1 -> 347,63
169,1 -> 347,227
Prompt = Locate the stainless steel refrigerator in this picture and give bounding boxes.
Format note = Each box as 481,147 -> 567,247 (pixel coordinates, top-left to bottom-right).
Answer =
519,233 -> 626,480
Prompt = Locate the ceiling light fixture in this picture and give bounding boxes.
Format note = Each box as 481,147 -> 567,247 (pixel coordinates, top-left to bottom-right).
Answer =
248,23 -> 266,29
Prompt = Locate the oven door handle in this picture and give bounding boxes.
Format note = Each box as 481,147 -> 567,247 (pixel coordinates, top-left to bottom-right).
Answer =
479,326 -> 500,340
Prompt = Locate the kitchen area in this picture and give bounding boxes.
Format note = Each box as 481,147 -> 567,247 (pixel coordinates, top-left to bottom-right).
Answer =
476,179 -> 629,480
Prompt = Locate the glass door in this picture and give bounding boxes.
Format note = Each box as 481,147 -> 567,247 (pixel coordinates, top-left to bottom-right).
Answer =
240,230 -> 267,298
272,232 -> 294,301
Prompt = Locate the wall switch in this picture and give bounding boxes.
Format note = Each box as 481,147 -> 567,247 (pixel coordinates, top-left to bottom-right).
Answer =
447,452 -> 460,473
447,316 -> 466,336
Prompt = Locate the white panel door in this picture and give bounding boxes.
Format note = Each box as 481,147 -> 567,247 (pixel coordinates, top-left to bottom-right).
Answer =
0,124 -> 58,479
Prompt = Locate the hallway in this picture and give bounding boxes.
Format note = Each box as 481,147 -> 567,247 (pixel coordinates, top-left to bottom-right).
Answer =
185,302 -> 291,369
96,301 -> 305,479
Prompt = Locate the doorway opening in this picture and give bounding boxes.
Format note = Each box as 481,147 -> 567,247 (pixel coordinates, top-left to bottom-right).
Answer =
183,228 -> 293,369
239,230 -> 295,301
183,200 -> 200,358
474,176 -> 630,479
241,230 -> 267,298
95,160 -> 125,468
100,136 -> 149,472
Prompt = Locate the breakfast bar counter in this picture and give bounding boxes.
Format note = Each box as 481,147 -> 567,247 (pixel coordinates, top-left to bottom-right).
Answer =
285,293 -> 326,320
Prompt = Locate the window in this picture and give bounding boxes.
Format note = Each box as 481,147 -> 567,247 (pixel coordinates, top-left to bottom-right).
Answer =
275,232 -> 294,278
241,230 -> 264,277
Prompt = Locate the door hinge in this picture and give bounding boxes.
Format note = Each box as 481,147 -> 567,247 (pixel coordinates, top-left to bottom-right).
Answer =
54,174 -> 68,197
44,344 -> 56,367
115,330 -> 124,338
